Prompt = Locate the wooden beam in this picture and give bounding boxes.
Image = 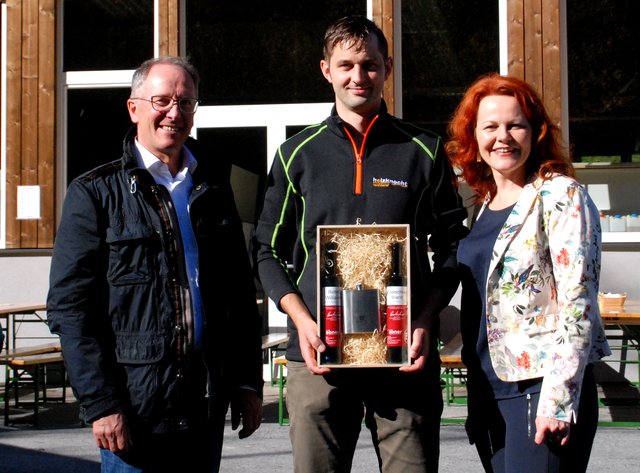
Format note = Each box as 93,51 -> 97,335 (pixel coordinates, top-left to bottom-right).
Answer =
158,0 -> 180,57
506,0 -> 563,129
37,0 -> 56,247
5,0 -> 23,248
523,0 -> 543,92
541,0 -> 562,128
20,0 -> 39,248
167,0 -> 180,56
507,0 -> 525,78
372,0 -> 396,116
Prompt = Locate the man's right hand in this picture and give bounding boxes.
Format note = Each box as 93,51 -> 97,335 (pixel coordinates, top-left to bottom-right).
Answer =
280,293 -> 331,375
92,410 -> 132,453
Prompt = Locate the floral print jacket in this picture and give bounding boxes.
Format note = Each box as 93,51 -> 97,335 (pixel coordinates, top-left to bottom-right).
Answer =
481,175 -> 611,422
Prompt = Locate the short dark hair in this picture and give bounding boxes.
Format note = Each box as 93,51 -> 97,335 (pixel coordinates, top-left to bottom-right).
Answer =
323,15 -> 388,60
130,56 -> 200,97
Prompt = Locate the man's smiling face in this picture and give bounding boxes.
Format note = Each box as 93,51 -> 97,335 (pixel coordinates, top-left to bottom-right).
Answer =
127,63 -> 197,164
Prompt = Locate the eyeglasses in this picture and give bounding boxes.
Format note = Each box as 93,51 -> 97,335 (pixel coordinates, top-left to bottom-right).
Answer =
131,95 -> 200,114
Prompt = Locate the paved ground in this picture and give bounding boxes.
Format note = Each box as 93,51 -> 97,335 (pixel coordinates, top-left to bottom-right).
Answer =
1,377 -> 639,473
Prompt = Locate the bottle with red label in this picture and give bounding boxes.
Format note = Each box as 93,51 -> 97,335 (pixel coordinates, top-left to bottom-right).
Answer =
386,242 -> 408,363
320,242 -> 342,364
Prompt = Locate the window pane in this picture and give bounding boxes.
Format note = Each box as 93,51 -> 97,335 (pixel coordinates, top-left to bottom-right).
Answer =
402,0 -> 499,136
567,0 -> 640,163
195,127 -> 266,221
63,0 -> 153,71
67,89 -> 132,182
186,0 -> 366,105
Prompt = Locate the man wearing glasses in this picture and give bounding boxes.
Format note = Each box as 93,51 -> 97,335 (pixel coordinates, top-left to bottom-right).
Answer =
47,56 -> 264,472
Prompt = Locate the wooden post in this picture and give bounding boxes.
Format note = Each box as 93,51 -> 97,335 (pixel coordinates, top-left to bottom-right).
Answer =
372,0 -> 396,116
507,0 -> 563,129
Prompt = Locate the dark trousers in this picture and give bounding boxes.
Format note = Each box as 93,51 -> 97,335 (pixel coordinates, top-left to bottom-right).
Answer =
469,364 -> 598,473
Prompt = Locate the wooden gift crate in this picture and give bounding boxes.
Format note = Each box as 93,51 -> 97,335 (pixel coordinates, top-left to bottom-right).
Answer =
316,224 -> 411,367
598,292 -> 627,311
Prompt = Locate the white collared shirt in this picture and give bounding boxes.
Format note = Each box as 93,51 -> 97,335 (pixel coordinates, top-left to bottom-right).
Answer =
134,140 -> 205,348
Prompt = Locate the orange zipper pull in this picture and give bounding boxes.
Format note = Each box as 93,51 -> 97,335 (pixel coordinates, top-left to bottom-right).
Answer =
343,114 -> 380,195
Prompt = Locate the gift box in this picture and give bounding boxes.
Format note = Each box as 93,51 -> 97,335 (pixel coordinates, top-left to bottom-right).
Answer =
316,224 -> 411,367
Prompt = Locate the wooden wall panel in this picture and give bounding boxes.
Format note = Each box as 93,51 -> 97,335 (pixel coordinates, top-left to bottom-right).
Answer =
4,0 -> 55,248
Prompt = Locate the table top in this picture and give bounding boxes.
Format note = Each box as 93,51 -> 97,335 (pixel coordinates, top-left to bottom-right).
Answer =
0,302 -> 47,316
601,301 -> 640,325
261,333 -> 289,350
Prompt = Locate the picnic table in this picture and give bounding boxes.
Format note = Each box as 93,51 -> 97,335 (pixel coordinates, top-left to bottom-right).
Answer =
600,301 -> 640,384
261,332 -> 289,385
0,302 -> 48,351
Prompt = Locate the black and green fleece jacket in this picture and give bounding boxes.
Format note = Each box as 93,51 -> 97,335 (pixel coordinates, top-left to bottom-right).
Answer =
255,102 -> 469,362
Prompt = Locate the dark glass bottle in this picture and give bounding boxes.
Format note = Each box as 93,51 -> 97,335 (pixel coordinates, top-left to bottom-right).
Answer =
386,242 -> 408,363
320,242 -> 342,364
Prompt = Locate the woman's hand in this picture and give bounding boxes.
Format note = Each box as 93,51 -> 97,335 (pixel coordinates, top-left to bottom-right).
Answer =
535,416 -> 571,446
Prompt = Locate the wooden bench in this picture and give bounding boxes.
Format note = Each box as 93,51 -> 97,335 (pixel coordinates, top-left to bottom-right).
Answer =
261,333 -> 289,385
439,333 -> 466,405
273,356 -> 288,426
2,344 -> 66,426
0,341 -> 61,360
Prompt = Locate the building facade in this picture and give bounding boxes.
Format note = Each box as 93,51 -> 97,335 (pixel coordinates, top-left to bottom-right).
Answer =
0,0 -> 638,307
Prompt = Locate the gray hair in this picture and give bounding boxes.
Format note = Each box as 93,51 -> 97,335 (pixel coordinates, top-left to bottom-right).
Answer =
130,56 -> 200,97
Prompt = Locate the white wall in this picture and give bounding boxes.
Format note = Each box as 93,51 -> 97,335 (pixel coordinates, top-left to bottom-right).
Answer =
1,249 -> 637,314
600,250 -> 640,299
0,255 -> 51,304
0,255 -> 53,382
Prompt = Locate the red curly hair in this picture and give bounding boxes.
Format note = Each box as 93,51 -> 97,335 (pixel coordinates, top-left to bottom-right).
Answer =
445,73 -> 574,204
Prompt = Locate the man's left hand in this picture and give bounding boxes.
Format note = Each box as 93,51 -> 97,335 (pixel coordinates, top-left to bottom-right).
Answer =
230,389 -> 262,439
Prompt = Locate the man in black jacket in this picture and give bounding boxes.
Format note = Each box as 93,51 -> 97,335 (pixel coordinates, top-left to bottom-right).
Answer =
47,56 -> 263,472
255,15 -> 467,473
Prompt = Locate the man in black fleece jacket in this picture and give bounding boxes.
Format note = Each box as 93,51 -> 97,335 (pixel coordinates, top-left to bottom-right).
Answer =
255,15 -> 467,473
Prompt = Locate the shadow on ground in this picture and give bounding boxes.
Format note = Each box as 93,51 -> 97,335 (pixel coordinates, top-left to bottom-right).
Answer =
0,443 -> 100,473
594,361 -> 640,424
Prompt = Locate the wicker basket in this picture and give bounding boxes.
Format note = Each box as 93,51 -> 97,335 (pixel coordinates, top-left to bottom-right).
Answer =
598,292 -> 627,311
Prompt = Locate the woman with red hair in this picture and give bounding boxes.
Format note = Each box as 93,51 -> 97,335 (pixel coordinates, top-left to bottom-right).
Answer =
446,73 -> 610,473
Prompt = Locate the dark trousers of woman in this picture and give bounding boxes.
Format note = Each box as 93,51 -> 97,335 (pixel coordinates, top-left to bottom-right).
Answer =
469,364 -> 598,473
